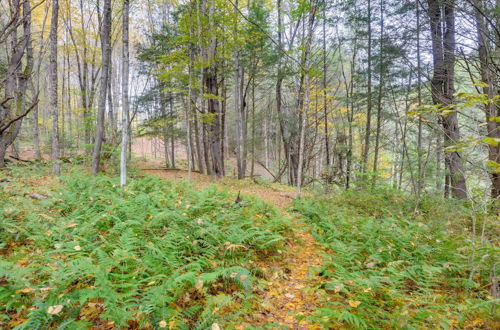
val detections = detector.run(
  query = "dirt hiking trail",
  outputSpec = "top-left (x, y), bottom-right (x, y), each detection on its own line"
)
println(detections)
top-left (141, 165), bottom-right (326, 329)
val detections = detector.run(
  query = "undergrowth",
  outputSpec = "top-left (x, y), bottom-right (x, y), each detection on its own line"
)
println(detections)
top-left (294, 188), bottom-right (499, 329)
top-left (0, 165), bottom-right (290, 329)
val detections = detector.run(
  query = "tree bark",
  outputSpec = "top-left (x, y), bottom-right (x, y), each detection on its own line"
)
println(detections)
top-left (120, 0), bottom-right (130, 186)
top-left (91, 0), bottom-right (112, 175)
top-left (49, 0), bottom-right (61, 175)
top-left (474, 0), bottom-right (500, 201)
top-left (361, 0), bottom-right (373, 173)
top-left (371, 0), bottom-right (385, 187)
top-left (427, 0), bottom-right (467, 198)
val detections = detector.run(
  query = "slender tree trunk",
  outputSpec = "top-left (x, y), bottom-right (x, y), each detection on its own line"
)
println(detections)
top-left (251, 78), bottom-right (256, 178)
top-left (170, 95), bottom-right (175, 168)
top-left (234, 0), bottom-right (245, 179)
top-left (474, 0), bottom-right (500, 201)
top-left (186, 62), bottom-right (193, 181)
top-left (61, 43), bottom-right (66, 155)
top-left (297, 74), bottom-right (309, 197)
top-left (322, 6), bottom-right (331, 181)
top-left (362, 0), bottom-right (373, 172)
top-left (107, 61), bottom-right (115, 144)
top-left (372, 0), bottom-right (385, 187)
top-left (416, 0), bottom-right (424, 196)
top-left (91, 0), bottom-right (112, 175)
top-left (436, 132), bottom-right (443, 191)
top-left (49, 0), bottom-right (60, 175)
top-left (120, 0), bottom-right (130, 186)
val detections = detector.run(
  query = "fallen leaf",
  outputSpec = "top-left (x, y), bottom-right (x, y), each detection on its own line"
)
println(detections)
top-left (74, 245), bottom-right (82, 251)
top-left (16, 288), bottom-right (34, 294)
top-left (47, 304), bottom-right (64, 315)
top-left (159, 320), bottom-right (167, 328)
top-left (66, 223), bottom-right (78, 228)
top-left (334, 284), bottom-right (344, 293)
top-left (211, 323), bottom-right (220, 330)
top-left (195, 279), bottom-right (204, 290)
top-left (348, 300), bottom-right (362, 308)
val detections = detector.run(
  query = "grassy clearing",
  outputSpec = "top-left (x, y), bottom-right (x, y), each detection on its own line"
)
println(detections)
top-left (0, 164), bottom-right (290, 329)
top-left (294, 188), bottom-right (499, 329)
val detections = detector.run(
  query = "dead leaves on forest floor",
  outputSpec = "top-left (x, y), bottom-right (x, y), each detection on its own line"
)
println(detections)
top-left (241, 223), bottom-right (326, 329)
top-left (142, 165), bottom-right (326, 329)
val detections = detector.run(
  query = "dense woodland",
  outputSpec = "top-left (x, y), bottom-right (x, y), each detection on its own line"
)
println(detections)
top-left (0, 0), bottom-right (499, 328)
top-left (1, 0), bottom-right (500, 201)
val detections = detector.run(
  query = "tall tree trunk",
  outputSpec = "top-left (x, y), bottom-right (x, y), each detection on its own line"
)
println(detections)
top-left (427, 0), bottom-right (467, 198)
top-left (296, 2), bottom-right (317, 195)
top-left (275, 0), bottom-right (292, 184)
top-left (204, 68), bottom-right (224, 176)
top-left (120, 0), bottom-right (130, 186)
top-left (322, 11), bottom-right (330, 177)
top-left (416, 0), bottom-right (424, 196)
top-left (201, 0), bottom-right (224, 176)
top-left (50, 0), bottom-right (60, 175)
top-left (361, 0), bottom-right (373, 172)
top-left (474, 0), bottom-right (500, 201)
top-left (371, 0), bottom-right (385, 187)
top-left (0, 0), bottom-right (22, 166)
top-left (234, 0), bottom-right (245, 179)
top-left (186, 64), bottom-right (193, 180)
top-left (250, 78), bottom-right (256, 178)
top-left (92, 0), bottom-right (112, 175)
top-left (170, 95), bottom-right (175, 168)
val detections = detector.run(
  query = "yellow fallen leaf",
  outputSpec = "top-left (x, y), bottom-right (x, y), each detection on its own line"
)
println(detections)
top-left (211, 323), bottom-right (220, 330)
top-left (348, 300), bottom-right (362, 308)
top-left (159, 320), bottom-right (167, 328)
top-left (17, 288), bottom-right (34, 294)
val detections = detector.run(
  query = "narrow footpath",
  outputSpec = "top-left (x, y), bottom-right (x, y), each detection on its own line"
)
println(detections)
top-left (143, 166), bottom-right (326, 329)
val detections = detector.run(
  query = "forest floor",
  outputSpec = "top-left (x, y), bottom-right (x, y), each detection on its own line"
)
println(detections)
top-left (2, 142), bottom-right (496, 328)
top-left (141, 164), bottom-right (327, 329)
